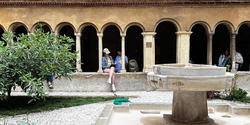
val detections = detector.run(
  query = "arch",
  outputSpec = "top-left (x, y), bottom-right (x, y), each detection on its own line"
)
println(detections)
top-left (31, 21), bottom-right (52, 33)
top-left (124, 22), bottom-right (145, 33)
top-left (81, 25), bottom-right (99, 72)
top-left (8, 22), bottom-right (29, 32)
top-left (0, 25), bottom-right (6, 45)
top-left (213, 20), bottom-right (235, 33)
top-left (102, 24), bottom-right (121, 58)
top-left (0, 24), bottom-right (6, 32)
top-left (212, 23), bottom-right (231, 66)
top-left (236, 23), bottom-right (250, 71)
top-left (78, 22), bottom-right (99, 33)
top-left (57, 22), bottom-right (76, 53)
top-left (154, 18), bottom-right (181, 31)
top-left (190, 24), bottom-right (208, 64)
top-left (125, 25), bottom-right (144, 72)
top-left (101, 22), bottom-right (122, 33)
top-left (155, 21), bottom-right (177, 64)
top-left (236, 21), bottom-right (250, 34)
top-left (55, 22), bottom-right (76, 35)
top-left (189, 21), bottom-right (212, 33)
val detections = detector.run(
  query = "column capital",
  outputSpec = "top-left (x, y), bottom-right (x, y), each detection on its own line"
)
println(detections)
top-left (208, 32), bottom-right (214, 36)
top-left (175, 31), bottom-right (192, 35)
top-left (74, 32), bottom-right (81, 37)
top-left (231, 32), bottom-right (238, 35)
top-left (97, 33), bottom-right (103, 37)
top-left (141, 32), bottom-right (156, 36)
top-left (120, 33), bottom-right (126, 37)
top-left (231, 32), bottom-right (237, 38)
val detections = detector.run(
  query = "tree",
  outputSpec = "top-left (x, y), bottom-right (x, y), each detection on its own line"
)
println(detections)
top-left (0, 26), bottom-right (77, 101)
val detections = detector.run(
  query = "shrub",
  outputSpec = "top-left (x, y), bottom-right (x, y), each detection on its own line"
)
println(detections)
top-left (223, 73), bottom-right (248, 101)
top-left (0, 26), bottom-right (77, 102)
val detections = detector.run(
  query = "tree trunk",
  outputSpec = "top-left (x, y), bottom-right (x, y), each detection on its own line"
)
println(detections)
top-left (7, 86), bottom-right (12, 99)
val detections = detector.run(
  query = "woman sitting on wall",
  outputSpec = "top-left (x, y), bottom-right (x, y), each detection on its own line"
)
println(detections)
top-left (102, 48), bottom-right (116, 92)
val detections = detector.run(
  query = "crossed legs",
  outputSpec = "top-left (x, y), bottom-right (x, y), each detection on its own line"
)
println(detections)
top-left (104, 67), bottom-right (116, 91)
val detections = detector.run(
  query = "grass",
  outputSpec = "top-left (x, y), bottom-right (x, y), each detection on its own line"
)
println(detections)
top-left (221, 96), bottom-right (250, 103)
top-left (0, 96), bottom-right (115, 118)
top-left (233, 96), bottom-right (250, 103)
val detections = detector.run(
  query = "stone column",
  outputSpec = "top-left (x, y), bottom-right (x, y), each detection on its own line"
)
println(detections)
top-left (230, 33), bottom-right (237, 72)
top-left (141, 32), bottom-right (156, 72)
top-left (176, 31), bottom-right (192, 64)
top-left (207, 33), bottom-right (213, 65)
top-left (120, 33), bottom-right (126, 73)
top-left (97, 33), bottom-right (103, 73)
top-left (54, 31), bottom-right (58, 37)
top-left (75, 32), bottom-right (82, 72)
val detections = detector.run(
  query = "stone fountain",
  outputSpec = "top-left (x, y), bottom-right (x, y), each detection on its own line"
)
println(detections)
top-left (147, 64), bottom-right (234, 124)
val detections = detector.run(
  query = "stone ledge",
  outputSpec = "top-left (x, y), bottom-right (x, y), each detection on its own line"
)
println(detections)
top-left (98, 102), bottom-right (250, 125)
top-left (13, 72), bottom-right (153, 92)
top-left (48, 72), bottom-right (151, 92)
top-left (113, 103), bottom-right (130, 112)
top-left (94, 105), bottom-right (113, 125)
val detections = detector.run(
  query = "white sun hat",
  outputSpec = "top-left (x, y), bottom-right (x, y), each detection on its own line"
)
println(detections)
top-left (103, 48), bottom-right (111, 54)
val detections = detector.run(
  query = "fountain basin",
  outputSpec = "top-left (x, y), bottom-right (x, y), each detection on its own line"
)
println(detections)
top-left (148, 72), bottom-right (233, 91)
top-left (147, 64), bottom-right (234, 124)
top-left (148, 64), bottom-right (233, 91)
top-left (153, 64), bottom-right (226, 76)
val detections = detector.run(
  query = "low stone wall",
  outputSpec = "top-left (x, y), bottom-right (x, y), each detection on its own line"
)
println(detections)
top-left (44, 72), bottom-right (153, 92)
top-left (14, 71), bottom-right (250, 93)
top-left (236, 72), bottom-right (250, 93)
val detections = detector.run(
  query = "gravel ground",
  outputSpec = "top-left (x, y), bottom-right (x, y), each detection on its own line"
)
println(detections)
top-left (1, 101), bottom-right (112, 125)
top-left (2, 91), bottom-right (250, 125)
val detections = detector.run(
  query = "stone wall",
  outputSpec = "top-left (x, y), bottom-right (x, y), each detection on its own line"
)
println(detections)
top-left (43, 72), bottom-right (153, 92)
top-left (12, 72), bottom-right (250, 92)
top-left (0, 5), bottom-right (250, 33)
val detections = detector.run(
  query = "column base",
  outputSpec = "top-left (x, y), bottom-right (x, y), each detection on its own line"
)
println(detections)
top-left (120, 69), bottom-right (126, 73)
top-left (163, 115), bottom-right (214, 125)
top-left (143, 68), bottom-right (153, 73)
top-left (76, 68), bottom-right (82, 72)
top-left (230, 68), bottom-right (236, 73)
top-left (97, 69), bottom-right (103, 73)
top-left (171, 91), bottom-right (209, 123)
top-left (76, 70), bottom-right (82, 72)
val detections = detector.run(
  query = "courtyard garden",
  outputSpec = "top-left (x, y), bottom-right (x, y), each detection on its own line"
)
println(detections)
top-left (0, 25), bottom-right (249, 125)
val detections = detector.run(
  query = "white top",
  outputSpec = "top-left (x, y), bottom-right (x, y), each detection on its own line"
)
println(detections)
top-left (235, 52), bottom-right (243, 71)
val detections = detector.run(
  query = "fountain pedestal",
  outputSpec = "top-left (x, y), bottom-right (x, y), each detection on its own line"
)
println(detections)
top-left (147, 64), bottom-right (234, 124)
top-left (172, 91), bottom-right (208, 123)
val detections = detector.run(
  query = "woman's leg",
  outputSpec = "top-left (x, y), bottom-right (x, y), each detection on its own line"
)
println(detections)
top-left (104, 69), bottom-right (112, 84)
top-left (110, 67), bottom-right (115, 84)
top-left (104, 68), bottom-right (116, 92)
top-left (110, 67), bottom-right (116, 92)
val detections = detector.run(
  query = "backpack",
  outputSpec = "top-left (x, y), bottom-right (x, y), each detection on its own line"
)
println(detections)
top-left (128, 59), bottom-right (139, 72)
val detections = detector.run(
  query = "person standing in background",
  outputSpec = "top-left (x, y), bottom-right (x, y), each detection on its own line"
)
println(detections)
top-left (235, 51), bottom-right (243, 71)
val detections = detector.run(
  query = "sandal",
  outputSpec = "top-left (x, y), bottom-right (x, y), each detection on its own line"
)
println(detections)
top-left (48, 82), bottom-right (53, 89)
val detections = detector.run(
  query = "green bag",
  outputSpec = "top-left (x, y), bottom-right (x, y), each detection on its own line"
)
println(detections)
top-left (113, 98), bottom-right (130, 105)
